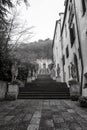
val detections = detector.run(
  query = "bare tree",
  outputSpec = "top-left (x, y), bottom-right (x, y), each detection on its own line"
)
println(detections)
top-left (6, 1), bottom-right (33, 50)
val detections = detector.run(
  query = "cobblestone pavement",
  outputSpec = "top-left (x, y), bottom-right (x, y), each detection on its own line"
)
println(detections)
top-left (0, 99), bottom-right (87, 130)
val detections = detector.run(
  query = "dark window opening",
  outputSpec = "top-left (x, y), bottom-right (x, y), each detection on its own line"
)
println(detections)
top-left (81, 0), bottom-right (86, 16)
top-left (65, 24), bottom-right (67, 37)
top-left (68, 3), bottom-right (74, 25)
top-left (69, 23), bottom-right (75, 47)
top-left (69, 5), bottom-right (70, 11)
top-left (68, 65), bottom-right (71, 78)
top-left (78, 48), bottom-right (81, 59)
top-left (74, 54), bottom-right (79, 82)
top-left (66, 46), bottom-right (69, 58)
top-left (63, 55), bottom-right (65, 66)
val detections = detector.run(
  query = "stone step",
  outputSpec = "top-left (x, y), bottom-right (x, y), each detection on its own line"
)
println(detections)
top-left (19, 87), bottom-right (69, 93)
top-left (18, 89), bottom-right (70, 99)
top-left (18, 93), bottom-right (70, 99)
top-left (19, 91), bottom-right (70, 94)
top-left (18, 74), bottom-right (70, 99)
top-left (18, 96), bottom-right (70, 99)
top-left (25, 82), bottom-right (68, 87)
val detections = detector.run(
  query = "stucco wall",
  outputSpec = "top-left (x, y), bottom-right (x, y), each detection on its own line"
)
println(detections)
top-left (62, 0), bottom-right (71, 83)
top-left (75, 0), bottom-right (87, 71)
top-left (61, 0), bottom-right (82, 86)
top-left (75, 0), bottom-right (87, 96)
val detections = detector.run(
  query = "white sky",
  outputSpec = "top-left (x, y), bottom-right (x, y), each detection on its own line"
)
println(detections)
top-left (17, 0), bottom-right (65, 42)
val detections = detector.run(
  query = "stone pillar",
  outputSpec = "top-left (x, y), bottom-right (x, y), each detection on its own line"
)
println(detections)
top-left (51, 67), bottom-right (56, 80)
top-left (56, 64), bottom-right (61, 82)
top-left (27, 70), bottom-right (32, 83)
top-left (11, 62), bottom-right (18, 82)
top-left (35, 71), bottom-right (38, 79)
top-left (6, 83), bottom-right (19, 100)
top-left (32, 70), bottom-right (36, 81)
top-left (56, 76), bottom-right (61, 82)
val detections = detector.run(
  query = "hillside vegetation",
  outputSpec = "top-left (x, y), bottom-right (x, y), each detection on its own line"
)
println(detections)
top-left (12, 39), bottom-right (52, 63)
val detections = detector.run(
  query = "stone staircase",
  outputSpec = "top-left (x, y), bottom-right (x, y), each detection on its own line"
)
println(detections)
top-left (18, 74), bottom-right (70, 99)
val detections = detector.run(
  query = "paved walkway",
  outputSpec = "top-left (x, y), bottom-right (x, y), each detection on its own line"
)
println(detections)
top-left (0, 100), bottom-right (87, 130)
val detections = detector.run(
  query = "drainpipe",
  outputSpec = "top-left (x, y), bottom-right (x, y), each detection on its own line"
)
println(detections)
top-left (73, 0), bottom-right (84, 95)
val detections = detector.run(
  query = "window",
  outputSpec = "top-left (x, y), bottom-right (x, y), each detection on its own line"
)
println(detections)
top-left (69, 23), bottom-right (75, 47)
top-left (78, 48), bottom-right (81, 59)
top-left (69, 5), bottom-right (70, 11)
top-left (81, 0), bottom-right (86, 16)
top-left (66, 46), bottom-right (69, 58)
top-left (63, 55), bottom-right (65, 66)
top-left (68, 3), bottom-right (74, 26)
top-left (68, 65), bottom-right (71, 78)
top-left (65, 24), bottom-right (67, 37)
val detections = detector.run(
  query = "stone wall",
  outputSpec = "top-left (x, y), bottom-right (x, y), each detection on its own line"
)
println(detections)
top-left (0, 81), bottom-right (7, 100)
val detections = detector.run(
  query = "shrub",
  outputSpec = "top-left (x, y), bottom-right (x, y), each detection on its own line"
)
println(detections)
top-left (17, 66), bottom-right (28, 81)
top-left (79, 96), bottom-right (87, 107)
top-left (10, 80), bottom-right (24, 87)
top-left (0, 58), bottom-right (12, 82)
top-left (70, 95), bottom-right (79, 101)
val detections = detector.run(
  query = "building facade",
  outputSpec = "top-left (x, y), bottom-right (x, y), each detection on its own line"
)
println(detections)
top-left (74, 0), bottom-right (87, 96)
top-left (53, 14), bottom-right (64, 81)
top-left (53, 0), bottom-right (87, 96)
